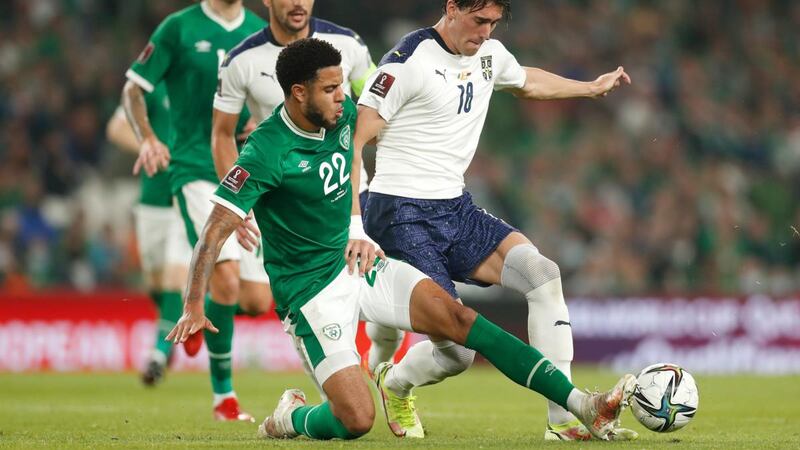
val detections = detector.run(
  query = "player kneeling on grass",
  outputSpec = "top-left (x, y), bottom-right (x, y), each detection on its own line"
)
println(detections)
top-left (167, 38), bottom-right (635, 441)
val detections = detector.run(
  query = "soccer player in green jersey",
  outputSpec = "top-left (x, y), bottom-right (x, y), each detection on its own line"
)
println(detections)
top-left (107, 83), bottom-right (191, 387)
top-left (167, 38), bottom-right (636, 442)
top-left (121, 0), bottom-right (270, 421)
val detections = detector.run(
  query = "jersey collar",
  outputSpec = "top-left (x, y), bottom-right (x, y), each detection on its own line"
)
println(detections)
top-left (280, 107), bottom-right (326, 141)
top-left (427, 27), bottom-right (456, 55)
top-left (201, 1), bottom-right (245, 32)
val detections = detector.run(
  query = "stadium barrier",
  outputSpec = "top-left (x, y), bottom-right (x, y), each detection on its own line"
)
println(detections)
top-left (2, 293), bottom-right (799, 374)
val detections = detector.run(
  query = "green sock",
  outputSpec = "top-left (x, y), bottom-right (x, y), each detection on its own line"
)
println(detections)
top-left (154, 291), bottom-right (182, 358)
top-left (205, 296), bottom-right (236, 394)
top-left (291, 402), bottom-right (360, 440)
top-left (465, 314), bottom-right (574, 409)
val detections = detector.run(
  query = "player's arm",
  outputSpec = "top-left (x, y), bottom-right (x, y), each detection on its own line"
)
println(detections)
top-left (211, 108), bottom-right (261, 251)
top-left (166, 204), bottom-right (242, 343)
top-left (507, 66), bottom-right (631, 100)
top-left (345, 105), bottom-right (386, 276)
top-left (105, 107), bottom-right (139, 153)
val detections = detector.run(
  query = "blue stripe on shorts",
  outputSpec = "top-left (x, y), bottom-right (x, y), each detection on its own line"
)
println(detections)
top-left (364, 191), bottom-right (516, 298)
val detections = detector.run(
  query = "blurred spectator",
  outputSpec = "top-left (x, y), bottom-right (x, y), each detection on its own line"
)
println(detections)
top-left (0, 0), bottom-right (797, 295)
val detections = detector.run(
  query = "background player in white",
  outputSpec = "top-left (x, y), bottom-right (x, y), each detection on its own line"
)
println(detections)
top-left (212, 0), bottom-right (404, 371)
top-left (350, 0), bottom-right (634, 441)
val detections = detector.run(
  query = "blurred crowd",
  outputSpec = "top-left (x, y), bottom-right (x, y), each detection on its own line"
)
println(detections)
top-left (0, 0), bottom-right (798, 296)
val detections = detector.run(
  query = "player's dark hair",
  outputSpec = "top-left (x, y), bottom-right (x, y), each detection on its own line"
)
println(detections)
top-left (442, 0), bottom-right (511, 17)
top-left (276, 38), bottom-right (342, 96)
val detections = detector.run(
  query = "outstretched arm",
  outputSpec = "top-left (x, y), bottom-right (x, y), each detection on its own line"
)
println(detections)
top-left (105, 107), bottom-right (140, 154)
top-left (507, 66), bottom-right (631, 100)
top-left (166, 204), bottom-right (243, 343)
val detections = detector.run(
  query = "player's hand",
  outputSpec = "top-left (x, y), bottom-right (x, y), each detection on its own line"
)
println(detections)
top-left (166, 309), bottom-right (219, 344)
top-left (345, 238), bottom-right (386, 276)
top-left (236, 117), bottom-right (258, 143)
top-left (591, 66), bottom-right (631, 98)
top-left (133, 135), bottom-right (171, 177)
top-left (236, 213), bottom-right (261, 252)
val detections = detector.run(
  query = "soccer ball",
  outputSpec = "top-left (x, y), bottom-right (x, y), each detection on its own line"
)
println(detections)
top-left (630, 363), bottom-right (699, 432)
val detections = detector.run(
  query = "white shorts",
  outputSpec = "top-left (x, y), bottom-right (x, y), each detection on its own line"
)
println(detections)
top-left (283, 258), bottom-right (428, 385)
top-left (134, 204), bottom-right (192, 272)
top-left (176, 180), bottom-right (269, 283)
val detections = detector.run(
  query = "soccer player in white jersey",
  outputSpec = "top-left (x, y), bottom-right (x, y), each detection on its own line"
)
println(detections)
top-left (350, 0), bottom-right (636, 441)
top-left (213, 0), bottom-right (375, 204)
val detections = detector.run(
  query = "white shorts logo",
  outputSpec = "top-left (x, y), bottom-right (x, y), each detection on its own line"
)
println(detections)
top-left (322, 323), bottom-right (342, 341)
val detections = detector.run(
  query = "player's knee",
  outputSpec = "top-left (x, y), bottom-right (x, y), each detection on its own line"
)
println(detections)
top-left (366, 322), bottom-right (403, 343)
top-left (238, 284), bottom-right (273, 315)
top-left (501, 244), bottom-right (562, 296)
top-left (334, 402), bottom-right (374, 437)
top-left (210, 267), bottom-right (240, 303)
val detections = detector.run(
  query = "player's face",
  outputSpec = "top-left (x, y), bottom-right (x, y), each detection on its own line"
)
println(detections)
top-left (266, 0), bottom-right (314, 33)
top-left (303, 66), bottom-right (345, 130)
top-left (450, 2), bottom-right (504, 56)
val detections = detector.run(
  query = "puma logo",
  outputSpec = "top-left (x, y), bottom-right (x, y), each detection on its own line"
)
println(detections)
top-left (435, 69), bottom-right (446, 82)
top-left (260, 71), bottom-right (276, 81)
top-left (554, 320), bottom-right (571, 327)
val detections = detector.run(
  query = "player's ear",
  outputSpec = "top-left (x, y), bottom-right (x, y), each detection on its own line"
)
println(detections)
top-left (290, 83), bottom-right (306, 103)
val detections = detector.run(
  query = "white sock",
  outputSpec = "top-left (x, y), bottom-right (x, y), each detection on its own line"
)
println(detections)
top-left (213, 391), bottom-right (236, 407)
top-left (385, 338), bottom-right (474, 398)
top-left (501, 244), bottom-right (576, 425)
top-left (365, 322), bottom-right (404, 372)
top-left (565, 388), bottom-right (587, 417)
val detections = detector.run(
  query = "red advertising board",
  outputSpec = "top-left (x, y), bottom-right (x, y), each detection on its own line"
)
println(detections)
top-left (0, 291), bottom-right (417, 373)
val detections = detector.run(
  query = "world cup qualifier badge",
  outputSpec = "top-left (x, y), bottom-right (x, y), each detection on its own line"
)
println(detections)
top-left (481, 55), bottom-right (493, 81)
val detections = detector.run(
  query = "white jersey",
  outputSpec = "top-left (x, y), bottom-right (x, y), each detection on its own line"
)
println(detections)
top-left (358, 28), bottom-right (526, 199)
top-left (214, 17), bottom-right (375, 193)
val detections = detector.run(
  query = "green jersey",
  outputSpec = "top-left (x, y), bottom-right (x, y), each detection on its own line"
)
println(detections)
top-left (140, 82), bottom-right (173, 207)
top-left (126, 2), bottom-right (265, 192)
top-left (213, 98), bottom-right (357, 319)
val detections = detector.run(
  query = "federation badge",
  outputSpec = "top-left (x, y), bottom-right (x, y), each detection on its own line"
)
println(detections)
top-left (322, 323), bottom-right (342, 341)
top-left (481, 55), bottom-right (493, 81)
top-left (339, 124), bottom-right (351, 150)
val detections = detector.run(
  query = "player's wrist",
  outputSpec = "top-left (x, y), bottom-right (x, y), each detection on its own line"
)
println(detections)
top-left (349, 215), bottom-right (366, 240)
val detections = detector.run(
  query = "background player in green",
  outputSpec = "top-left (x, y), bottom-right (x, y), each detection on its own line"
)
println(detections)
top-left (121, 0), bottom-right (270, 421)
top-left (106, 82), bottom-right (191, 387)
top-left (167, 38), bottom-right (636, 442)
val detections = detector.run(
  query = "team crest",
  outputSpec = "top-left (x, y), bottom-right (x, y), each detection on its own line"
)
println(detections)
top-left (339, 124), bottom-right (351, 150)
top-left (322, 323), bottom-right (342, 341)
top-left (481, 55), bottom-right (493, 81)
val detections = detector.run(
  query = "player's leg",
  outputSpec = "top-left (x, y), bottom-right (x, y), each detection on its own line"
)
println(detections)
top-left (358, 258), bottom-right (634, 440)
top-left (135, 204), bottom-right (183, 385)
top-left (259, 270), bottom-right (373, 440)
top-left (359, 191), bottom-right (405, 372)
top-left (176, 181), bottom-right (251, 420)
top-left (363, 193), bottom-right (475, 391)
top-left (236, 227), bottom-right (274, 316)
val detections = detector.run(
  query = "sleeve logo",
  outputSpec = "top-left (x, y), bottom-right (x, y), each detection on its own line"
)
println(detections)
top-left (137, 42), bottom-right (155, 64)
top-left (368, 72), bottom-right (396, 98)
top-left (222, 165), bottom-right (250, 193)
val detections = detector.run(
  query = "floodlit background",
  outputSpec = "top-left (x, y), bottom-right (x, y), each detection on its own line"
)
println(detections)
top-left (1, 1), bottom-right (799, 375)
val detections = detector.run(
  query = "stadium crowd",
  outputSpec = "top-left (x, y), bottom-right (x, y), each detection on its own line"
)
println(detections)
top-left (0, 0), bottom-right (798, 296)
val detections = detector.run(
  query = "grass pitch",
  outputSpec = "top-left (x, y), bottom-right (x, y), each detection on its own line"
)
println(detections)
top-left (1, 366), bottom-right (798, 449)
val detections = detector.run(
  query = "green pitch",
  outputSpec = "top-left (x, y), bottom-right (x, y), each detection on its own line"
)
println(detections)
top-left (1, 366), bottom-right (798, 449)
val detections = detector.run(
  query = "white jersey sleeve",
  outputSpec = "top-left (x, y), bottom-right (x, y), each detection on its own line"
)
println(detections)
top-left (492, 41), bottom-right (527, 90)
top-left (213, 51), bottom-right (248, 115)
top-left (358, 62), bottom-right (423, 123)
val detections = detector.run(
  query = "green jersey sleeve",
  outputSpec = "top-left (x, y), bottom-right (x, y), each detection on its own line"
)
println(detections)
top-left (126, 16), bottom-right (178, 93)
top-left (212, 136), bottom-right (284, 218)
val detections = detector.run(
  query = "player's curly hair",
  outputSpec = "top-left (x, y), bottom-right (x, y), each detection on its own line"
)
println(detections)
top-left (276, 38), bottom-right (342, 96)
top-left (442, 0), bottom-right (511, 16)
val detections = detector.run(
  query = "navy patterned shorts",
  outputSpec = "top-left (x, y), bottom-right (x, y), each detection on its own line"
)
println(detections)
top-left (364, 191), bottom-right (516, 298)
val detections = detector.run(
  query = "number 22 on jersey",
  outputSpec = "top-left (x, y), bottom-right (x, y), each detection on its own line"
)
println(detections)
top-left (319, 152), bottom-right (350, 195)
